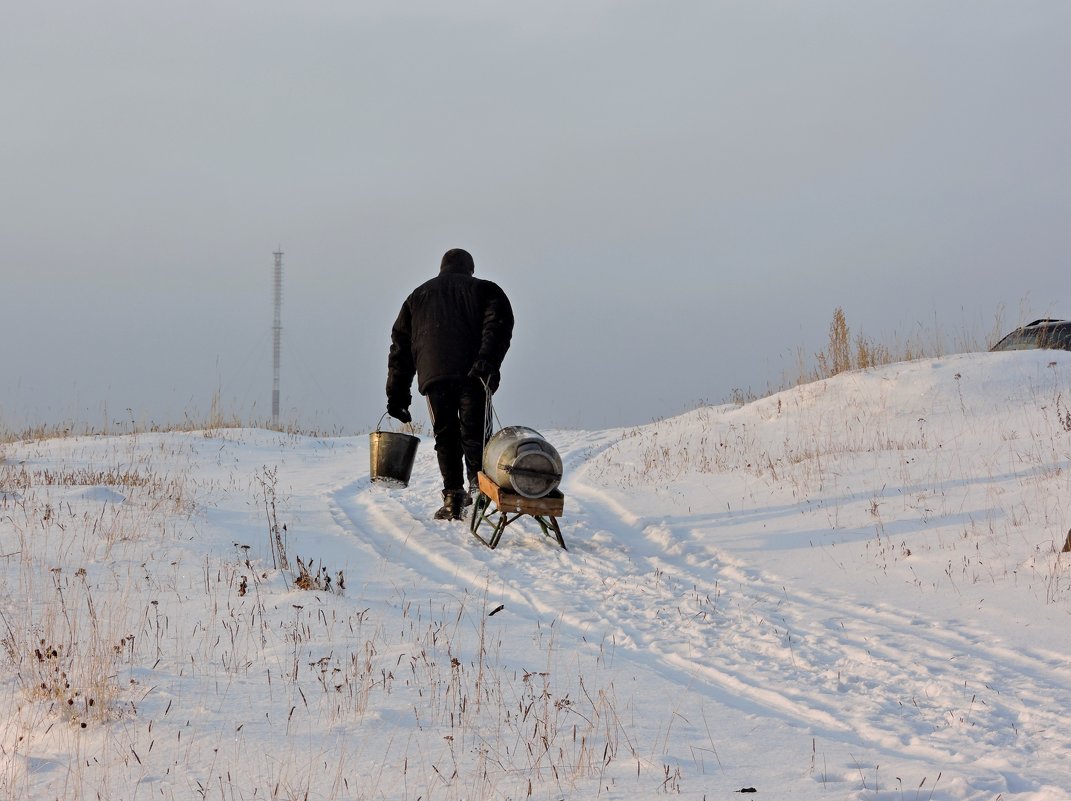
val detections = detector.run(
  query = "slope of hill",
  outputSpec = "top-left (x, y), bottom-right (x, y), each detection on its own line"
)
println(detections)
top-left (2, 350), bottom-right (1070, 800)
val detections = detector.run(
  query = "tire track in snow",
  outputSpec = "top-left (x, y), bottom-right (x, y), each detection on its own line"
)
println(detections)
top-left (565, 458), bottom-right (1071, 782)
top-left (325, 432), bottom-right (870, 739)
top-left (326, 476), bottom-right (494, 593)
top-left (336, 428), bottom-right (863, 737)
top-left (327, 427), bottom-right (1069, 790)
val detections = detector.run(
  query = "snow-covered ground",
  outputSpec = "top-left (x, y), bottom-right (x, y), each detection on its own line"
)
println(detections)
top-left (2, 350), bottom-right (1071, 800)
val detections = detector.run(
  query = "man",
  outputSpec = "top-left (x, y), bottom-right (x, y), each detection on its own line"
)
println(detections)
top-left (385, 248), bottom-right (514, 520)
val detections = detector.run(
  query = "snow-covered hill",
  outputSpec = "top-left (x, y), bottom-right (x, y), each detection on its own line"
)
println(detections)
top-left (2, 350), bottom-right (1070, 800)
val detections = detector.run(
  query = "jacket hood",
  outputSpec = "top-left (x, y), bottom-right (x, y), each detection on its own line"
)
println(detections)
top-left (440, 248), bottom-right (475, 275)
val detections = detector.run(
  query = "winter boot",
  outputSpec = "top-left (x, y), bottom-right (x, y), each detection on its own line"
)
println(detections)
top-left (433, 490), bottom-right (466, 521)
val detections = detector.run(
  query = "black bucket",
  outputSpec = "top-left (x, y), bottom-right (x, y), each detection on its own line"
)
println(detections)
top-left (369, 417), bottom-right (419, 487)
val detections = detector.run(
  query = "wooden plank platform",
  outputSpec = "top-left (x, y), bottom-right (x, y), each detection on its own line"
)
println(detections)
top-left (471, 471), bottom-right (566, 550)
top-left (477, 471), bottom-right (564, 516)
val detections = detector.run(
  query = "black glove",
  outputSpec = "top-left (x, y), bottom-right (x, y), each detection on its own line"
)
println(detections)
top-left (387, 404), bottom-right (411, 424)
top-left (469, 360), bottom-right (500, 393)
top-left (468, 359), bottom-right (493, 380)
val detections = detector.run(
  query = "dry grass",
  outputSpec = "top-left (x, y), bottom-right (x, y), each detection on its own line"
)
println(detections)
top-left (808, 307), bottom-right (990, 384)
top-left (0, 437), bottom-right (659, 800)
top-left (729, 306), bottom-right (1003, 404)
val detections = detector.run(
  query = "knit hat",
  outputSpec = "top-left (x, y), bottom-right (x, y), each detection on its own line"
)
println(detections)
top-left (440, 248), bottom-right (475, 275)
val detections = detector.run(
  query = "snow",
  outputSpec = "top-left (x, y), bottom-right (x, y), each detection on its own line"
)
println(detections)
top-left (2, 350), bottom-right (1071, 800)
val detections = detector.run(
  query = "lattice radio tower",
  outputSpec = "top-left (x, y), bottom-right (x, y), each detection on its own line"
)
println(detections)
top-left (271, 249), bottom-right (283, 429)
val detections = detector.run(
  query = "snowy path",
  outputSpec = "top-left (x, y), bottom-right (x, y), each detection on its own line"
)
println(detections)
top-left (321, 420), bottom-right (1071, 799)
top-left (6, 353), bottom-right (1071, 800)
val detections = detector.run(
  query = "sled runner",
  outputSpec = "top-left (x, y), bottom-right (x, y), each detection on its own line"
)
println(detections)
top-left (469, 471), bottom-right (566, 550)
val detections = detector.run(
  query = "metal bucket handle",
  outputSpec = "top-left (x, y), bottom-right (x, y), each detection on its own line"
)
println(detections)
top-left (376, 411), bottom-right (415, 435)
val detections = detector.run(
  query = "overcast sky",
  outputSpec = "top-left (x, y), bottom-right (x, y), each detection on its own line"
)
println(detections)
top-left (3, 1), bottom-right (1069, 434)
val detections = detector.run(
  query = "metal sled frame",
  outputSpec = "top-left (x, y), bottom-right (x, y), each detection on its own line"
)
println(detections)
top-left (470, 471), bottom-right (566, 550)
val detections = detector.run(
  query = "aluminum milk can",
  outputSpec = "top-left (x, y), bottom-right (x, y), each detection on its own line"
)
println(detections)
top-left (482, 426), bottom-right (563, 499)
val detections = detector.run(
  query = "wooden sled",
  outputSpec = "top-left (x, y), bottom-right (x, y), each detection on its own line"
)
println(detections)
top-left (470, 471), bottom-right (566, 550)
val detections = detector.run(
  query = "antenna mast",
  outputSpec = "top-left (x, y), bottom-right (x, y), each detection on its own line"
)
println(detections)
top-left (272, 249), bottom-right (283, 429)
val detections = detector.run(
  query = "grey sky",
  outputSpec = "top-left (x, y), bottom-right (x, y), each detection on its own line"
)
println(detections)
top-left (3, 1), bottom-right (1069, 433)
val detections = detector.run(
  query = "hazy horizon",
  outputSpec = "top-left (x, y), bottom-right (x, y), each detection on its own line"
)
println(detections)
top-left (3, 1), bottom-right (1069, 433)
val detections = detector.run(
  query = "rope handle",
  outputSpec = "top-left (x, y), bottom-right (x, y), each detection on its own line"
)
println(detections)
top-left (479, 376), bottom-right (501, 460)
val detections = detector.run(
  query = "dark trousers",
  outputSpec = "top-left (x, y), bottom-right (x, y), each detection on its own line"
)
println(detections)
top-left (425, 379), bottom-right (492, 492)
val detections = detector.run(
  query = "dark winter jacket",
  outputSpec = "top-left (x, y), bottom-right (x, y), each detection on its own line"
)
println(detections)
top-left (386, 250), bottom-right (514, 410)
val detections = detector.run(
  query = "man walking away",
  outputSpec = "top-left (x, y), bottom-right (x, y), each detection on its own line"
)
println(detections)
top-left (385, 248), bottom-right (514, 520)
